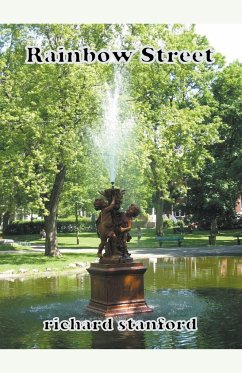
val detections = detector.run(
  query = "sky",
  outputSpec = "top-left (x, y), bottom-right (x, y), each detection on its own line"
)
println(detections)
top-left (195, 24), bottom-right (242, 63)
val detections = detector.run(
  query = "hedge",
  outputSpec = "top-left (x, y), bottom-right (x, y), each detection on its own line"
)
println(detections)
top-left (4, 217), bottom-right (96, 235)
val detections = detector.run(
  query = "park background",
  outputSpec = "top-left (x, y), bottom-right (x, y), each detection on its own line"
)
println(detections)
top-left (0, 0), bottom-right (242, 370)
top-left (0, 23), bottom-right (241, 257)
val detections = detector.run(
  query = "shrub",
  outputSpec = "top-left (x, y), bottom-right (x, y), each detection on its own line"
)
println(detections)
top-left (4, 217), bottom-right (96, 235)
top-left (4, 220), bottom-right (45, 235)
top-left (163, 218), bottom-right (175, 228)
top-left (177, 220), bottom-right (185, 228)
top-left (56, 217), bottom-right (96, 233)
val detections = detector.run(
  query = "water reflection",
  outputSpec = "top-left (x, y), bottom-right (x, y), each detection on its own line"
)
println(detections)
top-left (91, 328), bottom-right (145, 349)
top-left (1, 256), bottom-right (242, 348)
top-left (145, 256), bottom-right (242, 290)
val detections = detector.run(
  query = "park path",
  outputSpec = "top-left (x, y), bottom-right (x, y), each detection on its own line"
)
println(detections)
top-left (2, 244), bottom-right (242, 258)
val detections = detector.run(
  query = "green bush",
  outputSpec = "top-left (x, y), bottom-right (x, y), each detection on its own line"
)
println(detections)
top-left (4, 217), bottom-right (96, 235)
top-left (177, 220), bottom-right (185, 228)
top-left (4, 220), bottom-right (45, 235)
top-left (163, 218), bottom-right (175, 228)
top-left (56, 217), bottom-right (96, 233)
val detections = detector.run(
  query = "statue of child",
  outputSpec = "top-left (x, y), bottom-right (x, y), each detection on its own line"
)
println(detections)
top-left (94, 196), bottom-right (120, 257)
top-left (117, 204), bottom-right (140, 256)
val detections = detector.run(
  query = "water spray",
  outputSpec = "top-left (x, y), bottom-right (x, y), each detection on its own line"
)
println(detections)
top-left (92, 68), bottom-right (135, 185)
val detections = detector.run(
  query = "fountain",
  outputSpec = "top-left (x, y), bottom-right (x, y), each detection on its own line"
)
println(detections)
top-left (2, 256), bottom-right (242, 348)
top-left (92, 68), bottom-right (135, 184)
top-left (87, 67), bottom-right (152, 316)
top-left (87, 183), bottom-right (152, 316)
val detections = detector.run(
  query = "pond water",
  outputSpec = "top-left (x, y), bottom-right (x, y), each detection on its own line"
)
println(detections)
top-left (1, 256), bottom-right (242, 349)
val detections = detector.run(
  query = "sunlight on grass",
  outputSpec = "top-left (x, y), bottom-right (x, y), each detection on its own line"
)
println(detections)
top-left (0, 253), bottom-right (96, 273)
top-left (4, 227), bottom-right (242, 250)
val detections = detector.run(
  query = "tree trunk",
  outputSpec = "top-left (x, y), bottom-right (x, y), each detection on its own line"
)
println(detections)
top-left (45, 164), bottom-right (66, 256)
top-left (155, 190), bottom-right (164, 236)
top-left (75, 201), bottom-right (80, 245)
top-left (210, 217), bottom-right (218, 236)
top-left (2, 211), bottom-right (10, 235)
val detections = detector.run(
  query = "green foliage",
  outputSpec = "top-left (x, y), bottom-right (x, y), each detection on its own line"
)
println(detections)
top-left (163, 218), bottom-right (175, 228)
top-left (56, 217), bottom-right (96, 233)
top-left (212, 62), bottom-right (242, 184)
top-left (186, 62), bottom-right (242, 230)
top-left (122, 24), bottom-right (224, 233)
top-left (0, 24), bottom-right (113, 218)
top-left (0, 24), bottom-right (240, 244)
top-left (4, 217), bottom-right (96, 235)
top-left (4, 221), bottom-right (44, 235)
top-left (186, 165), bottom-right (240, 229)
top-left (176, 220), bottom-right (185, 228)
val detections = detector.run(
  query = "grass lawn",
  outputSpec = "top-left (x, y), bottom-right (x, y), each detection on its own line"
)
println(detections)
top-left (0, 251), bottom-right (96, 275)
top-left (4, 232), bottom-right (100, 248)
top-left (127, 228), bottom-right (242, 249)
top-left (0, 244), bottom-right (28, 252)
top-left (3, 227), bottom-right (242, 249)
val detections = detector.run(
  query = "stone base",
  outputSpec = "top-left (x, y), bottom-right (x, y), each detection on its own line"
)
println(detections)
top-left (86, 262), bottom-right (152, 317)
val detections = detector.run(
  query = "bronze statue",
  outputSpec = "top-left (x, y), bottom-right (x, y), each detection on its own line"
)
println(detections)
top-left (94, 185), bottom-right (140, 262)
top-left (116, 204), bottom-right (140, 257)
top-left (94, 196), bottom-right (121, 258)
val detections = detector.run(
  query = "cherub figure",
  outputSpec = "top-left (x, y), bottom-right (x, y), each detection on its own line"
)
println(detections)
top-left (117, 204), bottom-right (140, 256)
top-left (94, 196), bottom-right (120, 257)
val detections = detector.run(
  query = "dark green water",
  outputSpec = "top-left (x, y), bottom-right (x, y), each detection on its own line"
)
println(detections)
top-left (1, 256), bottom-right (242, 349)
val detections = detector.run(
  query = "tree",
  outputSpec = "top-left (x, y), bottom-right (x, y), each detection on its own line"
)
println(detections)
top-left (212, 62), bottom-right (242, 184)
top-left (186, 163), bottom-right (240, 234)
top-left (125, 24), bottom-right (223, 234)
top-left (0, 25), bottom-right (37, 230)
top-left (186, 62), bottom-right (242, 233)
top-left (0, 24), bottom-right (113, 255)
top-left (58, 147), bottom-right (109, 217)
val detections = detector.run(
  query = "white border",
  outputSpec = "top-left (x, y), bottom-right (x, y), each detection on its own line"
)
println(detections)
top-left (0, 0), bottom-right (242, 23)
top-left (0, 349), bottom-right (241, 373)
top-left (0, 1), bottom-right (241, 372)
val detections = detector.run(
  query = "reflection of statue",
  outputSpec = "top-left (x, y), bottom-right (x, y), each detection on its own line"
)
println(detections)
top-left (94, 187), bottom-right (140, 262)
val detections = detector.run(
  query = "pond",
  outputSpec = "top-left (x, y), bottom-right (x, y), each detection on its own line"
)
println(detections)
top-left (1, 256), bottom-right (242, 349)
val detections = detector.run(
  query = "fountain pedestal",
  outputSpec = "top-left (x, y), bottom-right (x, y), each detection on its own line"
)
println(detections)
top-left (87, 262), bottom-right (152, 317)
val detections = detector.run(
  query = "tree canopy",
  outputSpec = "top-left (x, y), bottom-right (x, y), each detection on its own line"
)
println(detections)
top-left (0, 23), bottom-right (241, 251)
